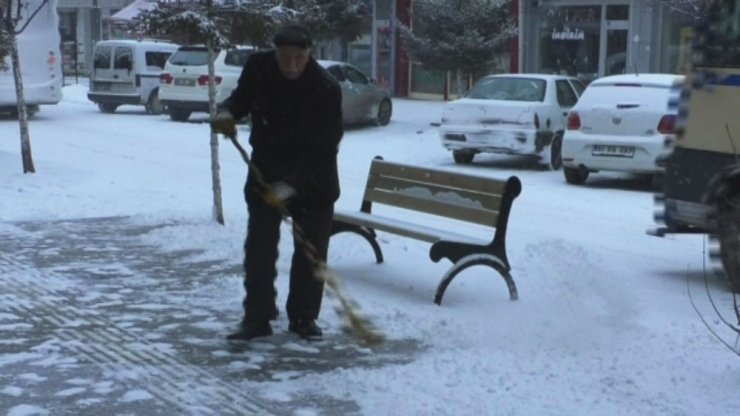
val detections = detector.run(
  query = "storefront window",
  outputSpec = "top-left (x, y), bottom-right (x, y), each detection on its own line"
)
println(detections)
top-left (539, 5), bottom-right (601, 82)
top-left (659, 12), bottom-right (694, 74)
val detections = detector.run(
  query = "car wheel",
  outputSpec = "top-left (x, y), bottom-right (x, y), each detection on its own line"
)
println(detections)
top-left (563, 166), bottom-right (588, 184)
top-left (98, 103), bottom-right (118, 114)
top-left (718, 191), bottom-right (740, 293)
top-left (145, 90), bottom-right (165, 115)
top-left (169, 108), bottom-right (191, 122)
top-left (548, 135), bottom-right (563, 171)
top-left (452, 150), bottom-right (474, 164)
top-left (376, 98), bottom-right (392, 126)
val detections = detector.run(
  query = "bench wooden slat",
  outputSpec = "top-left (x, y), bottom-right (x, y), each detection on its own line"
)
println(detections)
top-left (364, 188), bottom-right (500, 227)
top-left (370, 160), bottom-right (508, 194)
top-left (333, 210), bottom-right (488, 245)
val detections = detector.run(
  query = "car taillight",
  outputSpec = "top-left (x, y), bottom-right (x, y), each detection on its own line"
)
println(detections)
top-left (160, 73), bottom-right (173, 84)
top-left (567, 112), bottom-right (581, 130)
top-left (197, 75), bottom-right (222, 86)
top-left (657, 115), bottom-right (676, 134)
top-left (46, 51), bottom-right (56, 67)
top-left (135, 74), bottom-right (141, 87)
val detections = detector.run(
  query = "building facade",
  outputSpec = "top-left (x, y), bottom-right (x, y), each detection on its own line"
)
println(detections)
top-left (55, 0), bottom-right (696, 98)
top-left (517, 0), bottom-right (695, 84)
top-left (58, 0), bottom-right (131, 77)
top-left (395, 0), bottom-right (695, 98)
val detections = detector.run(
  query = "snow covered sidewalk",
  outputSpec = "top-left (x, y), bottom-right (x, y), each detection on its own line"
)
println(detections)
top-left (0, 216), bottom-right (418, 415)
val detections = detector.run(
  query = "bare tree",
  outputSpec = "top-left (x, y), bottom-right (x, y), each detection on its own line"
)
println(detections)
top-left (0, 0), bottom-right (51, 174)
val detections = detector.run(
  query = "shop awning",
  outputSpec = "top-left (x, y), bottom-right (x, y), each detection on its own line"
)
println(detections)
top-left (106, 0), bottom-right (158, 23)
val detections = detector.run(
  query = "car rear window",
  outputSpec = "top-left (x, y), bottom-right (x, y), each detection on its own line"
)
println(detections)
top-left (113, 47), bottom-right (133, 70)
top-left (468, 77), bottom-right (546, 102)
top-left (168, 48), bottom-right (209, 66)
top-left (579, 83), bottom-right (672, 107)
top-left (93, 46), bottom-right (112, 69)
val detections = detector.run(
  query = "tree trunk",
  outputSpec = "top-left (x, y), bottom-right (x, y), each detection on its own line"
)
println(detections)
top-left (454, 68), bottom-right (464, 99)
top-left (207, 44), bottom-right (225, 225)
top-left (10, 31), bottom-right (35, 174)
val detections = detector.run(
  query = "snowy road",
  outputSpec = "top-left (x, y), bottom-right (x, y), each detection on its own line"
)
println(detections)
top-left (2, 83), bottom-right (739, 415)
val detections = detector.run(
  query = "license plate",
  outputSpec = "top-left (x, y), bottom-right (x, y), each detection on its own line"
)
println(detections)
top-left (94, 82), bottom-right (111, 91)
top-left (592, 144), bottom-right (635, 158)
top-left (174, 78), bottom-right (195, 87)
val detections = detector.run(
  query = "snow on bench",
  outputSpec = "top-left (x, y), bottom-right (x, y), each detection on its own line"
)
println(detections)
top-left (331, 157), bottom-right (522, 304)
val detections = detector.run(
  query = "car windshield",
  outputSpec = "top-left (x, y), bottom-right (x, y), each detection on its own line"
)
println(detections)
top-left (467, 77), bottom-right (547, 102)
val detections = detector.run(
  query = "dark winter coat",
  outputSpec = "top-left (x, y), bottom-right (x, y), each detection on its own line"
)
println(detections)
top-left (224, 50), bottom-right (343, 206)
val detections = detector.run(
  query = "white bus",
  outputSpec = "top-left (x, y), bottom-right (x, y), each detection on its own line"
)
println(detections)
top-left (0, 0), bottom-right (63, 115)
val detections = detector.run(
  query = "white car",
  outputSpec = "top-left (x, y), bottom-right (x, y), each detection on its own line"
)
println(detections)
top-left (561, 73), bottom-right (685, 185)
top-left (158, 45), bottom-right (256, 121)
top-left (439, 73), bottom-right (585, 169)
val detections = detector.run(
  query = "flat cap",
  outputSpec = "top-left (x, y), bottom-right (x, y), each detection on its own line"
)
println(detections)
top-left (273, 24), bottom-right (313, 49)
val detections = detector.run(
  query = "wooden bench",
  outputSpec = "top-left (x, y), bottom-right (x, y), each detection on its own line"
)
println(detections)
top-left (331, 157), bottom-right (522, 305)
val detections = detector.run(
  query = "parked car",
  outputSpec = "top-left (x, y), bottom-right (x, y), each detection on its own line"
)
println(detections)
top-left (87, 39), bottom-right (179, 115)
top-left (158, 45), bottom-right (256, 121)
top-left (438, 73), bottom-right (585, 169)
top-left (318, 60), bottom-right (392, 126)
top-left (560, 73), bottom-right (684, 185)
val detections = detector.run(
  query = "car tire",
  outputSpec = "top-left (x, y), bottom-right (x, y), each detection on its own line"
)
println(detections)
top-left (564, 166), bottom-right (588, 184)
top-left (452, 150), bottom-right (474, 164)
top-left (548, 135), bottom-right (563, 171)
top-left (145, 90), bottom-right (165, 115)
top-left (169, 108), bottom-right (191, 122)
top-left (376, 98), bottom-right (392, 126)
top-left (718, 191), bottom-right (740, 293)
top-left (98, 103), bottom-right (118, 114)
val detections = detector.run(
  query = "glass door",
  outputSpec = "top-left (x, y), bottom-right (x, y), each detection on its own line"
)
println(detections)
top-left (601, 5), bottom-right (630, 76)
top-left (538, 5), bottom-right (601, 83)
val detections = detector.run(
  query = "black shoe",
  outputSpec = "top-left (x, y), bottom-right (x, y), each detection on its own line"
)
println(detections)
top-left (226, 320), bottom-right (272, 341)
top-left (288, 319), bottom-right (323, 340)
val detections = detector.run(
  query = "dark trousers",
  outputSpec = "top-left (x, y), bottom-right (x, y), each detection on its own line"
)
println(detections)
top-left (242, 185), bottom-right (334, 323)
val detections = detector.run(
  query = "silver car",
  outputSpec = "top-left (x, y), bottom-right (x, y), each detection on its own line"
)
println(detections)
top-left (318, 60), bottom-right (392, 126)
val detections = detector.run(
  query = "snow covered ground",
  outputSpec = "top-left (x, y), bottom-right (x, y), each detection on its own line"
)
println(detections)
top-left (1, 81), bottom-right (739, 415)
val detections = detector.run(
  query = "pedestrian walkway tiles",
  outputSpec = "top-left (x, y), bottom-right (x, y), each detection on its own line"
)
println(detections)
top-left (0, 217), bottom-right (422, 415)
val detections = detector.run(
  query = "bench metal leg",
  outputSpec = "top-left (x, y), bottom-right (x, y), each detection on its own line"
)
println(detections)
top-left (330, 222), bottom-right (384, 263)
top-left (433, 254), bottom-right (518, 305)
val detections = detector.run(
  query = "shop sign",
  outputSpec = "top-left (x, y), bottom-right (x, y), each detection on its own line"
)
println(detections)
top-left (551, 28), bottom-right (585, 41)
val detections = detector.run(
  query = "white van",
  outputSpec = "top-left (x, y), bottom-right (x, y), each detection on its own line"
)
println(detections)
top-left (158, 45), bottom-right (256, 121)
top-left (87, 39), bottom-right (179, 114)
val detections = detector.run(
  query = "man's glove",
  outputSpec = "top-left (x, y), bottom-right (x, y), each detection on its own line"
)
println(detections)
top-left (262, 181), bottom-right (296, 209)
top-left (210, 111), bottom-right (236, 138)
